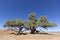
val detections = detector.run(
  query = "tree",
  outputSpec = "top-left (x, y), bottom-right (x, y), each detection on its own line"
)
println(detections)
top-left (3, 13), bottom-right (57, 35)
top-left (15, 19), bottom-right (24, 35)
top-left (4, 19), bottom-right (24, 35)
top-left (28, 13), bottom-right (37, 34)
top-left (20, 14), bottom-right (57, 34)
top-left (38, 16), bottom-right (57, 29)
top-left (4, 20), bottom-right (12, 30)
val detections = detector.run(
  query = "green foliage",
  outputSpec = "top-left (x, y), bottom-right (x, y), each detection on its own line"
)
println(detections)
top-left (48, 23), bottom-right (57, 27)
top-left (28, 13), bottom-right (36, 20)
top-left (24, 20), bottom-right (31, 27)
top-left (28, 13), bottom-right (38, 30)
top-left (4, 20), bottom-right (11, 27)
top-left (3, 13), bottom-right (57, 34)
top-left (15, 19), bottom-right (24, 27)
top-left (38, 16), bottom-right (57, 29)
top-left (4, 19), bottom-right (24, 27)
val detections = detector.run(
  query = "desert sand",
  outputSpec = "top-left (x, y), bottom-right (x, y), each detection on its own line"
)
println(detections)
top-left (0, 30), bottom-right (60, 40)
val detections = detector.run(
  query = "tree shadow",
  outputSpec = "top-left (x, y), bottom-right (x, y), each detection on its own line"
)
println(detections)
top-left (10, 32), bottom-right (27, 35)
top-left (10, 33), bottom-right (17, 35)
top-left (30, 33), bottom-right (54, 35)
top-left (10, 32), bottom-right (54, 35)
top-left (39, 33), bottom-right (54, 35)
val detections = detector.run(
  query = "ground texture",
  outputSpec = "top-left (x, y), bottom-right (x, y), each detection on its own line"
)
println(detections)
top-left (0, 30), bottom-right (60, 40)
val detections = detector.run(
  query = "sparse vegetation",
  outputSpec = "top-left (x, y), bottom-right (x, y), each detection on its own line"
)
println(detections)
top-left (3, 13), bottom-right (57, 35)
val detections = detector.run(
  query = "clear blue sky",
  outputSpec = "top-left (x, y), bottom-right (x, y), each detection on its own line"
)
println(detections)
top-left (0, 0), bottom-right (60, 32)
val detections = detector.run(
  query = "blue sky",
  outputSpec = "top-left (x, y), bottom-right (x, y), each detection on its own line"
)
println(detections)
top-left (0, 0), bottom-right (60, 32)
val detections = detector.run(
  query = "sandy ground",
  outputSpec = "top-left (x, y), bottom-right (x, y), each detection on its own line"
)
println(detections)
top-left (0, 30), bottom-right (60, 40)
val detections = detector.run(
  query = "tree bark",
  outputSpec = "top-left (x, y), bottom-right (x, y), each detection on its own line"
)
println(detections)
top-left (17, 27), bottom-right (22, 35)
top-left (30, 26), bottom-right (36, 34)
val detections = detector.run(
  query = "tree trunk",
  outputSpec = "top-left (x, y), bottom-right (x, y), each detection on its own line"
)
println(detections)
top-left (36, 30), bottom-right (39, 34)
top-left (30, 26), bottom-right (36, 34)
top-left (31, 29), bottom-right (35, 34)
top-left (17, 27), bottom-right (22, 35)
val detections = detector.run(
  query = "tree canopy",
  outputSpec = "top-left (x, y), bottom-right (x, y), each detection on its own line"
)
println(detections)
top-left (3, 13), bottom-right (57, 34)
top-left (38, 16), bottom-right (57, 29)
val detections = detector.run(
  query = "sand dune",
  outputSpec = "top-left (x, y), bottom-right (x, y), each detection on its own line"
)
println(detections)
top-left (0, 30), bottom-right (60, 40)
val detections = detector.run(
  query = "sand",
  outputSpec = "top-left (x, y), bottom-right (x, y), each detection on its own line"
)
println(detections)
top-left (0, 30), bottom-right (60, 40)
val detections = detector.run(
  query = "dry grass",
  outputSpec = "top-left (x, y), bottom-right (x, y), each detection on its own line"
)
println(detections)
top-left (0, 30), bottom-right (60, 40)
